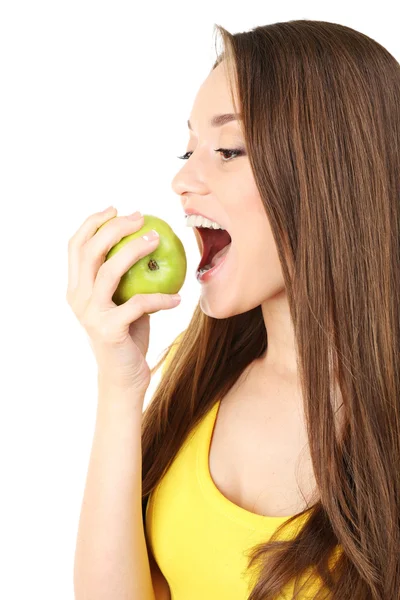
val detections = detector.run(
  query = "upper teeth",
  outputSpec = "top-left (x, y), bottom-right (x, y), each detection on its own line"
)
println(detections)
top-left (185, 214), bottom-right (225, 230)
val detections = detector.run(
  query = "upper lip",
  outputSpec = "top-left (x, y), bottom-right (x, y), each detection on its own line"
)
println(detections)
top-left (183, 208), bottom-right (227, 230)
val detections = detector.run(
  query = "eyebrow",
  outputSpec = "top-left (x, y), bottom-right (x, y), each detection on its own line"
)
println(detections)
top-left (187, 113), bottom-right (242, 131)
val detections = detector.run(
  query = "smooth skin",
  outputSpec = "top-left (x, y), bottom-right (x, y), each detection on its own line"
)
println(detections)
top-left (171, 60), bottom-right (298, 381)
top-left (171, 60), bottom-right (345, 519)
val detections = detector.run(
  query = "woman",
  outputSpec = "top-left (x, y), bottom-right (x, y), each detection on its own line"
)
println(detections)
top-left (71, 20), bottom-right (400, 600)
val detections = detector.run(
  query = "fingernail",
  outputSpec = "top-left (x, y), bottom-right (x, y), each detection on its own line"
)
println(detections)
top-left (127, 210), bottom-right (142, 220)
top-left (142, 229), bottom-right (159, 241)
top-left (102, 205), bottom-right (115, 213)
top-left (171, 294), bottom-right (181, 303)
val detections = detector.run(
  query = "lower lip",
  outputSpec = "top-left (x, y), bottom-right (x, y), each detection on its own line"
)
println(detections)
top-left (196, 244), bottom-right (231, 283)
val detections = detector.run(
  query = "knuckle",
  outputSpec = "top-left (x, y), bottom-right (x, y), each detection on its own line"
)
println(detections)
top-left (82, 241), bottom-right (99, 266)
top-left (81, 242), bottom-right (91, 260)
top-left (95, 320), bottom-right (114, 341)
top-left (66, 291), bottom-right (82, 316)
top-left (96, 260), bottom-right (106, 275)
top-left (81, 306), bottom-right (97, 331)
top-left (108, 215), bottom-right (129, 230)
top-left (131, 293), bottom-right (145, 307)
top-left (96, 261), bottom-right (111, 282)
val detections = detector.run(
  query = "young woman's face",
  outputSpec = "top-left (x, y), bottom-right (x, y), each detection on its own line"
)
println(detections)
top-left (171, 60), bottom-right (286, 319)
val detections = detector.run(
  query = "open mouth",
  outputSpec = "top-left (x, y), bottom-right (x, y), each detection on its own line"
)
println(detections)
top-left (196, 227), bottom-right (232, 271)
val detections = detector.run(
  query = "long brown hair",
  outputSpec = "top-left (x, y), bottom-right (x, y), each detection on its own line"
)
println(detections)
top-left (142, 20), bottom-right (400, 599)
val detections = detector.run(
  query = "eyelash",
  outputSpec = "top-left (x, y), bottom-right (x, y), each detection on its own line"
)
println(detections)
top-left (177, 147), bottom-right (245, 163)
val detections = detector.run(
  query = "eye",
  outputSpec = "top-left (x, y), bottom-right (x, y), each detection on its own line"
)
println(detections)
top-left (177, 147), bottom-right (245, 163)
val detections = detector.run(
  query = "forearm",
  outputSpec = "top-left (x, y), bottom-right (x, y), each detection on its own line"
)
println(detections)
top-left (73, 383), bottom-right (155, 600)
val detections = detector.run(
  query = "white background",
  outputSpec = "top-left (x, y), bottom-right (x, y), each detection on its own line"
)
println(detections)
top-left (0, 2), bottom-right (398, 598)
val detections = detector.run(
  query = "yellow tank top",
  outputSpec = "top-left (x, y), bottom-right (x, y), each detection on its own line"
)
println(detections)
top-left (145, 333), bottom-right (339, 599)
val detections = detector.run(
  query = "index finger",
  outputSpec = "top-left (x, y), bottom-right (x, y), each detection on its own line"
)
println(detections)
top-left (67, 206), bottom-right (117, 293)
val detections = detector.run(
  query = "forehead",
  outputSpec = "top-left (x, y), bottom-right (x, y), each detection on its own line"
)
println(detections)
top-left (189, 61), bottom-right (240, 129)
top-left (202, 61), bottom-right (232, 95)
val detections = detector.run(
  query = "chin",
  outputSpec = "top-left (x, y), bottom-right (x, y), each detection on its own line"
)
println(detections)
top-left (199, 295), bottom-right (233, 319)
top-left (199, 296), bottom-right (257, 320)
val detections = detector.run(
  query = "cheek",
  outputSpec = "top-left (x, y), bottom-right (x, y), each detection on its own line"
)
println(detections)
top-left (198, 221), bottom-right (286, 320)
top-left (233, 221), bottom-right (286, 302)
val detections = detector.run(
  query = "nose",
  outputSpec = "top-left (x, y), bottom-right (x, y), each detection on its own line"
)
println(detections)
top-left (170, 170), bottom-right (185, 197)
top-left (171, 141), bottom-right (218, 206)
top-left (170, 167), bottom-right (209, 203)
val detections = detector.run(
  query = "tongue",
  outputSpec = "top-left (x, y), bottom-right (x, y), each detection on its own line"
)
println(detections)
top-left (210, 242), bottom-right (232, 267)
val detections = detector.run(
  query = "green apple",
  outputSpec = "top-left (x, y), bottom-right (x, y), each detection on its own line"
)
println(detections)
top-left (96, 214), bottom-right (187, 309)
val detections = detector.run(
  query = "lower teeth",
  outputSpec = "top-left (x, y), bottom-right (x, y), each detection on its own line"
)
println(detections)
top-left (198, 264), bottom-right (213, 276)
top-left (197, 243), bottom-right (232, 278)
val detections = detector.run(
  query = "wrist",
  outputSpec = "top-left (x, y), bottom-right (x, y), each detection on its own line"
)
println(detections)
top-left (97, 375), bottom-right (146, 406)
top-left (97, 371), bottom-right (147, 394)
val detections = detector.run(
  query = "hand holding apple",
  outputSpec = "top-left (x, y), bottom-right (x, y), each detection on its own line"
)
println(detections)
top-left (66, 208), bottom-right (187, 393)
top-left (97, 213), bottom-right (187, 311)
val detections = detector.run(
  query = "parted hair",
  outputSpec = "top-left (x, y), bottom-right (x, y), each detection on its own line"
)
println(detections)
top-left (142, 20), bottom-right (400, 599)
